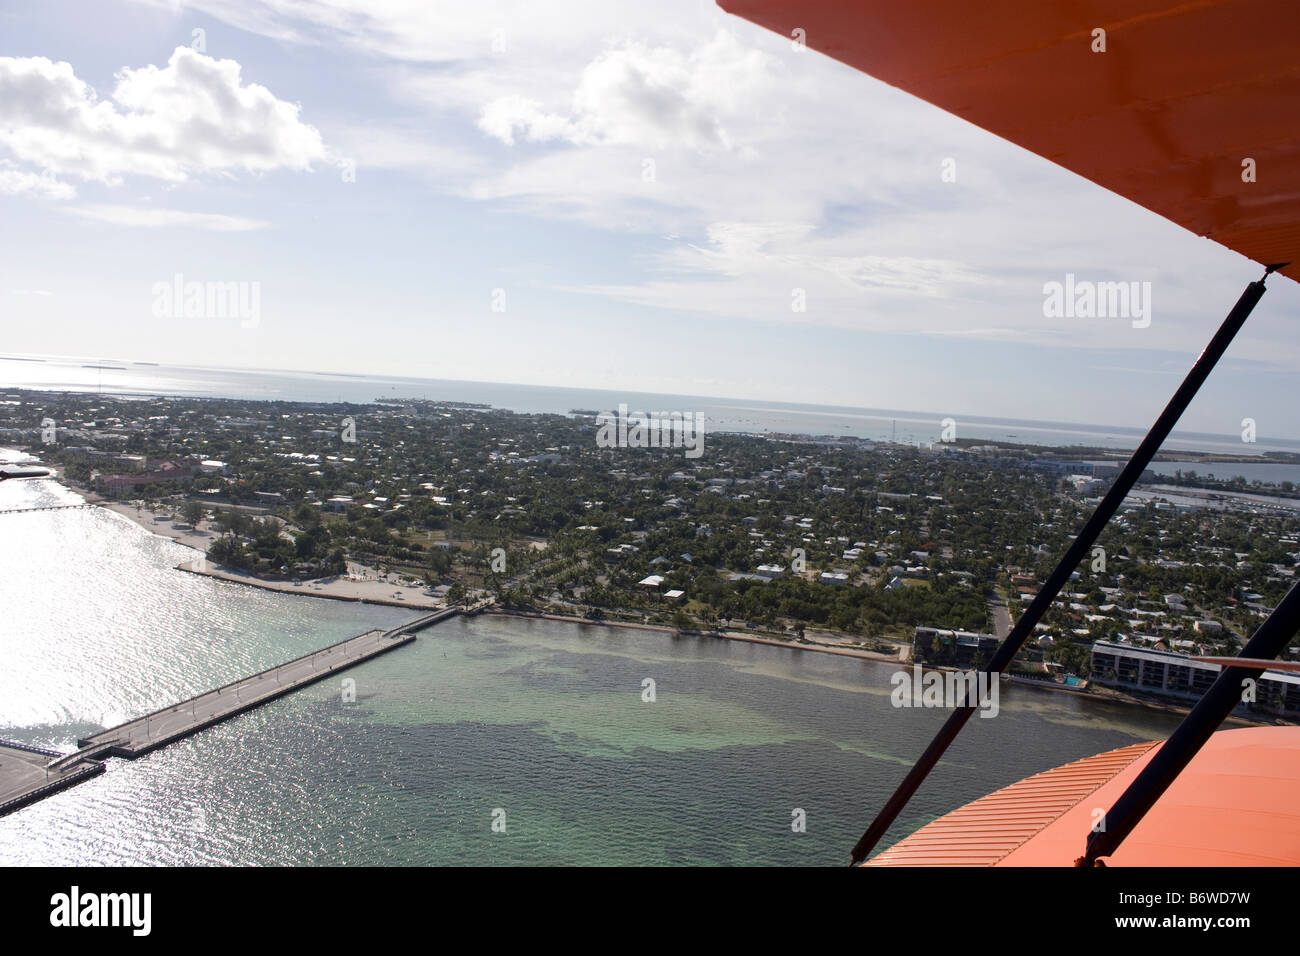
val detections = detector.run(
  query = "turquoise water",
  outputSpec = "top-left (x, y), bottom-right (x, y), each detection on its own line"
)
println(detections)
top-left (0, 476), bottom-right (1184, 865)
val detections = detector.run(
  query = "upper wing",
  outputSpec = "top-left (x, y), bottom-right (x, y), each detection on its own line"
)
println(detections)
top-left (718, 0), bottom-right (1300, 281)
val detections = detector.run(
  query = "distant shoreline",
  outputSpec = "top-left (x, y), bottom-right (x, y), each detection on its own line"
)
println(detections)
top-left (6, 371), bottom-right (1299, 455)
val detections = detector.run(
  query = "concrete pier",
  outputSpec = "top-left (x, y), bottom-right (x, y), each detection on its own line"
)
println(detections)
top-left (0, 604), bottom-right (466, 818)
top-left (76, 626), bottom-right (416, 758)
top-left (0, 740), bottom-right (105, 817)
top-left (0, 503), bottom-right (98, 515)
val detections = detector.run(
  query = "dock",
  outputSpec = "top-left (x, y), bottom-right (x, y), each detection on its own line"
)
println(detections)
top-left (0, 503), bottom-right (99, 516)
top-left (0, 603), bottom-right (472, 818)
top-left (0, 739), bottom-right (105, 818)
top-left (76, 627), bottom-right (415, 757)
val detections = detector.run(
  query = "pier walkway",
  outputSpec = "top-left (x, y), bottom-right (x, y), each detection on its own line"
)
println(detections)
top-left (0, 503), bottom-right (98, 516)
top-left (0, 603), bottom-right (472, 817)
top-left (76, 627), bottom-right (419, 758)
top-left (0, 739), bottom-right (105, 817)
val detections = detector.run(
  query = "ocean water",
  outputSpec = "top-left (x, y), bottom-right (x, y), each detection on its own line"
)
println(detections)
top-left (4, 354), bottom-right (1299, 455)
top-left (1146, 460), bottom-right (1300, 484)
top-left (0, 475), bottom-right (1184, 865)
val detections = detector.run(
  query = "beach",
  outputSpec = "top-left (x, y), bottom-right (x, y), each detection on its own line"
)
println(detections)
top-left (65, 486), bottom-right (1276, 726)
top-left (77, 489), bottom-right (449, 609)
top-left (76, 488), bottom-right (920, 661)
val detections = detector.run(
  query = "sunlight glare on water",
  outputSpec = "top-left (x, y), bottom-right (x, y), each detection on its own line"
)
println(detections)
top-left (0, 475), bottom-right (1182, 865)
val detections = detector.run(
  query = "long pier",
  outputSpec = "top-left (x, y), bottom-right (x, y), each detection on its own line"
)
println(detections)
top-left (0, 603), bottom-right (474, 818)
top-left (0, 503), bottom-right (99, 516)
top-left (76, 628), bottom-right (414, 757)
top-left (0, 740), bottom-right (105, 818)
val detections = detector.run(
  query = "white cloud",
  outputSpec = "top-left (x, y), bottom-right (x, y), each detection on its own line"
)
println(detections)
top-left (141, 0), bottom-right (669, 66)
top-left (478, 32), bottom-right (773, 150)
top-left (673, 222), bottom-right (972, 295)
top-left (567, 221), bottom-right (984, 332)
top-left (0, 47), bottom-right (326, 186)
top-left (323, 119), bottom-right (482, 181)
top-left (0, 162), bottom-right (74, 199)
top-left (477, 95), bottom-right (576, 147)
top-left (102, 0), bottom-right (1300, 368)
top-left (65, 203), bottom-right (271, 231)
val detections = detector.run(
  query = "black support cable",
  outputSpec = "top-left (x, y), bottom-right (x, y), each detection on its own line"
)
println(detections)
top-left (850, 267), bottom-right (1280, 866)
top-left (1083, 577), bottom-right (1300, 863)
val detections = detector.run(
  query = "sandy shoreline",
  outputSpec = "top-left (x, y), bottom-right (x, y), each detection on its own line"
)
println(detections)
top-left (486, 608), bottom-right (908, 663)
top-left (66, 483), bottom-right (1281, 726)
top-left (93, 497), bottom-right (227, 552)
top-left (73, 486), bottom-right (449, 609)
top-left (175, 563), bottom-right (447, 609)
top-left (78, 486), bottom-right (912, 659)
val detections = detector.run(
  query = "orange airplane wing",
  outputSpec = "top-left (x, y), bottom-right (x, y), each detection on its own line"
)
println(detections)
top-left (718, 0), bottom-right (1300, 281)
top-left (864, 727), bottom-right (1300, 865)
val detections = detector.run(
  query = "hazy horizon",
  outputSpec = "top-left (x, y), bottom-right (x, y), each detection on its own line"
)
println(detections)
top-left (3, 0), bottom-right (1299, 440)
top-left (8, 350), bottom-right (1300, 456)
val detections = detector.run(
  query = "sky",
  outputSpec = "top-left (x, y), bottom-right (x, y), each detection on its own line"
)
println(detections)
top-left (1, 0), bottom-right (1298, 440)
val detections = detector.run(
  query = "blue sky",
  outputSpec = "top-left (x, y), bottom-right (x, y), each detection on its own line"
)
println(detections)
top-left (2, 0), bottom-right (1298, 439)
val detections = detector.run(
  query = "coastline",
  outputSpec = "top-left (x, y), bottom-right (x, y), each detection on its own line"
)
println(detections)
top-left (81, 488), bottom-right (915, 661)
top-left (67, 480), bottom-right (1281, 728)
top-left (9, 364), bottom-right (1300, 456)
top-left (174, 562), bottom-right (447, 609)
top-left (88, 493), bottom-right (226, 553)
top-left (72, 483), bottom-right (451, 609)
top-left (484, 608), bottom-right (908, 663)
top-left (72, 481), bottom-right (913, 660)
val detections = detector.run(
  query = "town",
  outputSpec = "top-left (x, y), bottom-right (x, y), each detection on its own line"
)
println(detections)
top-left (6, 388), bottom-right (1300, 721)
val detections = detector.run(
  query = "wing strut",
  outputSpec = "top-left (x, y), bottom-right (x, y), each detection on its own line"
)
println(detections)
top-left (850, 264), bottom-right (1284, 866)
top-left (1082, 577), bottom-right (1300, 864)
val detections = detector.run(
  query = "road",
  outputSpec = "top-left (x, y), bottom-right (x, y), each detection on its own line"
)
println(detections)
top-left (988, 592), bottom-right (1012, 639)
